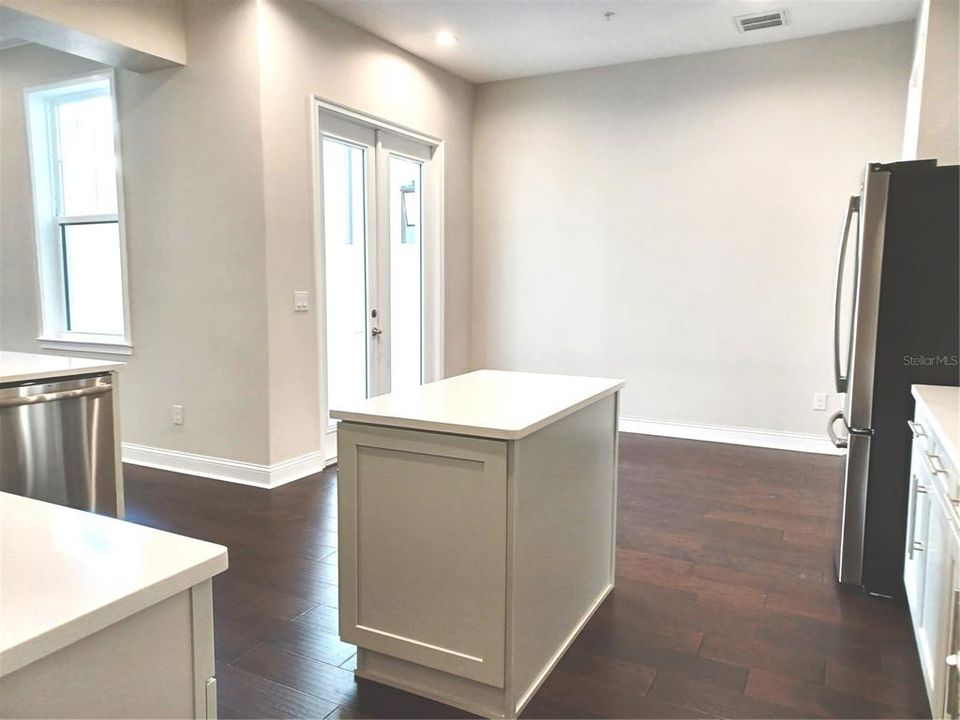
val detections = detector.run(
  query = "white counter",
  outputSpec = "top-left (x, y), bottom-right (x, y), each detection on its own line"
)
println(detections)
top-left (331, 369), bottom-right (624, 439)
top-left (913, 385), bottom-right (960, 469)
top-left (0, 492), bottom-right (227, 679)
top-left (0, 350), bottom-right (124, 385)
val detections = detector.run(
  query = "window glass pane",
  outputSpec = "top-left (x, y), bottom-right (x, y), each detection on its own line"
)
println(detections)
top-left (56, 93), bottom-right (117, 216)
top-left (62, 222), bottom-right (124, 335)
top-left (389, 155), bottom-right (423, 391)
top-left (323, 138), bottom-right (368, 428)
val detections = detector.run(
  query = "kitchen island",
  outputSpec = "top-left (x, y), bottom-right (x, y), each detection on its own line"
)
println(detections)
top-left (0, 492), bottom-right (228, 719)
top-left (332, 369), bottom-right (624, 719)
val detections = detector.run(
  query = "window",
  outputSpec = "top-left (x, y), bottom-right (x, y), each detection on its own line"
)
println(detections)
top-left (25, 73), bottom-right (131, 353)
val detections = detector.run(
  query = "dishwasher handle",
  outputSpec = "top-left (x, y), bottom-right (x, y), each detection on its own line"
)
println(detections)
top-left (0, 383), bottom-right (112, 409)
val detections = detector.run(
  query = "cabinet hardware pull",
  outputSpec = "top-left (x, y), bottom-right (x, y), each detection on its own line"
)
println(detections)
top-left (926, 452), bottom-right (949, 476)
top-left (0, 382), bottom-right (111, 408)
top-left (909, 476), bottom-right (922, 559)
top-left (909, 420), bottom-right (928, 438)
top-left (908, 477), bottom-right (930, 559)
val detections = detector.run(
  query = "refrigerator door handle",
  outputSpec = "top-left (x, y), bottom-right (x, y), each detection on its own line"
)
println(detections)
top-left (827, 410), bottom-right (848, 449)
top-left (833, 195), bottom-right (861, 393)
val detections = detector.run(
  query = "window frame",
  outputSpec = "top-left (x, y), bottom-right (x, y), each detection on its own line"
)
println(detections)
top-left (24, 70), bottom-right (132, 355)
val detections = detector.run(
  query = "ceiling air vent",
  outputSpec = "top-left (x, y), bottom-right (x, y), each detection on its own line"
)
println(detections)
top-left (734, 10), bottom-right (787, 33)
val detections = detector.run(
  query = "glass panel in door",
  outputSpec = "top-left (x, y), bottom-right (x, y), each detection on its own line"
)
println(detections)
top-left (322, 137), bottom-right (368, 428)
top-left (388, 154), bottom-right (423, 392)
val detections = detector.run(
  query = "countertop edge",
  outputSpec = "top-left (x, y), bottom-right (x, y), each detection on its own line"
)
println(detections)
top-left (333, 381), bottom-right (624, 440)
top-left (0, 365), bottom-right (124, 386)
top-left (912, 385), bottom-right (960, 470)
top-left (0, 550), bottom-right (227, 679)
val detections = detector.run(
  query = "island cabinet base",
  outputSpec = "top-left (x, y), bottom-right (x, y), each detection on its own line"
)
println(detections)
top-left (338, 392), bottom-right (619, 719)
top-left (0, 582), bottom-right (217, 719)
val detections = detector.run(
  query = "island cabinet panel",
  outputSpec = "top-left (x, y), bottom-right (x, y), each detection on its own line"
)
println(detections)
top-left (0, 586), bottom-right (214, 719)
top-left (510, 393), bottom-right (617, 706)
top-left (337, 423), bottom-right (508, 687)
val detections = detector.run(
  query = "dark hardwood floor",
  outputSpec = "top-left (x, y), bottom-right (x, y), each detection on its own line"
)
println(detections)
top-left (124, 434), bottom-right (930, 719)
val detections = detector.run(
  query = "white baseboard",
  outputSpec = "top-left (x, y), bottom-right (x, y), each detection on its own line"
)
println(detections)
top-left (123, 417), bottom-right (838, 489)
top-left (121, 443), bottom-right (327, 489)
top-left (619, 416), bottom-right (843, 456)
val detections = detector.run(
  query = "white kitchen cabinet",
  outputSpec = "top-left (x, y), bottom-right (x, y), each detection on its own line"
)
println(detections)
top-left (332, 370), bottom-right (623, 719)
top-left (0, 493), bottom-right (227, 719)
top-left (905, 386), bottom-right (960, 719)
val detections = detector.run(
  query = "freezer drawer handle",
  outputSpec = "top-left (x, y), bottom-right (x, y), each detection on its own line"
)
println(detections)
top-left (908, 420), bottom-right (927, 438)
top-left (0, 383), bottom-right (112, 409)
top-left (827, 410), bottom-right (848, 449)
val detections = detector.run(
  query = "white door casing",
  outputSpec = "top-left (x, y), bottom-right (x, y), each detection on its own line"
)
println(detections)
top-left (312, 99), bottom-right (444, 466)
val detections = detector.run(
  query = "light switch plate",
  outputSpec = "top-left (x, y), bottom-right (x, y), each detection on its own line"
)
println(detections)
top-left (294, 291), bottom-right (309, 312)
top-left (812, 392), bottom-right (827, 411)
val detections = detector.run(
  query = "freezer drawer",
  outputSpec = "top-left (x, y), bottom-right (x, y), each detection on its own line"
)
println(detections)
top-left (0, 373), bottom-right (119, 516)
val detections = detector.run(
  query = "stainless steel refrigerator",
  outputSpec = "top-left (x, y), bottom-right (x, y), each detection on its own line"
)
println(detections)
top-left (828, 160), bottom-right (958, 598)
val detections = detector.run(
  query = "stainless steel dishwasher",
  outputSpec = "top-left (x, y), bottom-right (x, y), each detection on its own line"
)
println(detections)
top-left (0, 373), bottom-right (120, 516)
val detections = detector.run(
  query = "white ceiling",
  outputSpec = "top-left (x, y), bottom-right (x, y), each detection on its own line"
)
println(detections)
top-left (310, 0), bottom-right (920, 83)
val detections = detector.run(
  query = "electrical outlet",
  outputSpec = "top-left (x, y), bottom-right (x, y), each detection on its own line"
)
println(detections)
top-left (294, 291), bottom-right (309, 312)
top-left (172, 404), bottom-right (184, 426)
top-left (812, 393), bottom-right (827, 411)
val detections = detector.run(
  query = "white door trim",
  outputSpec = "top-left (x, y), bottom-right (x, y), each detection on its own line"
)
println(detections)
top-left (310, 97), bottom-right (445, 467)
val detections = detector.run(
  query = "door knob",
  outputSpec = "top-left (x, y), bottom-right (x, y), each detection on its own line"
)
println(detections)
top-left (371, 327), bottom-right (383, 337)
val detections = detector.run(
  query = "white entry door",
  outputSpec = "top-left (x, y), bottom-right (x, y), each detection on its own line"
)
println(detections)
top-left (318, 109), bottom-right (438, 462)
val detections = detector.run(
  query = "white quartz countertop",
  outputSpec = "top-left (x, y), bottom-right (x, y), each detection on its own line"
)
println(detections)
top-left (0, 350), bottom-right (124, 385)
top-left (0, 493), bottom-right (227, 678)
top-left (913, 385), bottom-right (960, 470)
top-left (331, 369), bottom-right (625, 440)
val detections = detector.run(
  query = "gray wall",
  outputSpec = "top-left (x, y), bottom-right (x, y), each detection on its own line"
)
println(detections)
top-left (256, 0), bottom-right (475, 464)
top-left (0, 0), bottom-right (474, 467)
top-left (472, 23), bottom-right (914, 437)
top-left (903, 0), bottom-right (959, 164)
top-left (1, 1), bottom-right (272, 465)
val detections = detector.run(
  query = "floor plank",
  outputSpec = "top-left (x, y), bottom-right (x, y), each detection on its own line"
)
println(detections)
top-left (123, 433), bottom-right (929, 719)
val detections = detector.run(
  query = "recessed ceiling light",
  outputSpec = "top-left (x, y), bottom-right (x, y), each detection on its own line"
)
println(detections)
top-left (435, 30), bottom-right (458, 47)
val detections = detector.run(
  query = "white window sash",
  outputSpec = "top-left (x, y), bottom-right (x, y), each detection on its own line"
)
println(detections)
top-left (24, 70), bottom-right (132, 354)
